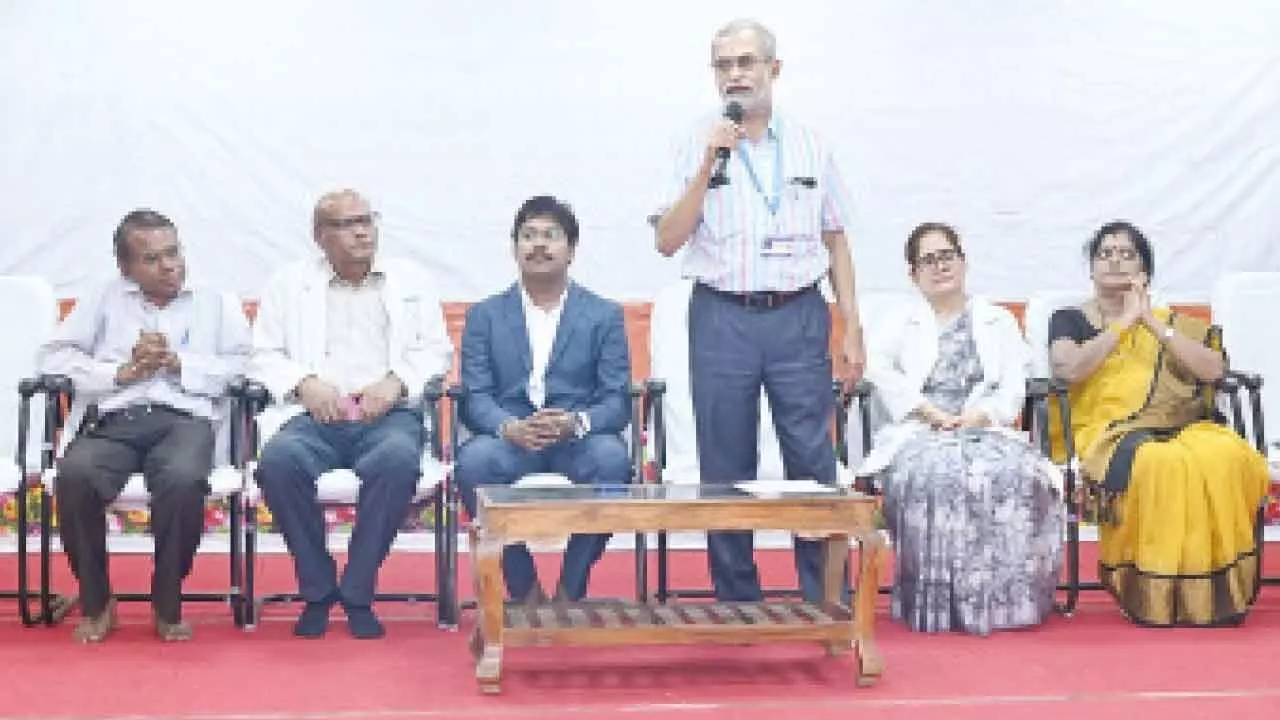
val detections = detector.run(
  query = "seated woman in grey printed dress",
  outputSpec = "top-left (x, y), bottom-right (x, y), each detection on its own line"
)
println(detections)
top-left (857, 223), bottom-right (1064, 635)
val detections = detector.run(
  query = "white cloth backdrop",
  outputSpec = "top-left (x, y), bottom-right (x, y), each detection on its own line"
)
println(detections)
top-left (0, 0), bottom-right (1277, 303)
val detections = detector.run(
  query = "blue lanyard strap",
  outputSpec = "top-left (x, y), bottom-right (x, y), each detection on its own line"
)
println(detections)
top-left (736, 133), bottom-right (783, 216)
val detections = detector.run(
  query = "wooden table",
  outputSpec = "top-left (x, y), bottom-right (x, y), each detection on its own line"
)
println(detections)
top-left (468, 484), bottom-right (884, 694)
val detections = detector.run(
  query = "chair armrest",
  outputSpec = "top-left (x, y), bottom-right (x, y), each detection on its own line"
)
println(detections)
top-left (834, 378), bottom-right (875, 467)
top-left (1024, 376), bottom-right (1076, 462)
top-left (243, 379), bottom-right (273, 413)
top-left (1225, 370), bottom-right (1262, 391)
top-left (641, 378), bottom-right (668, 478)
top-left (444, 382), bottom-right (465, 460)
top-left (422, 375), bottom-right (446, 461)
top-left (1216, 369), bottom-right (1265, 452)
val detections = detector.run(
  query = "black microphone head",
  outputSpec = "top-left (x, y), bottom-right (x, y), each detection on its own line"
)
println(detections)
top-left (724, 100), bottom-right (745, 123)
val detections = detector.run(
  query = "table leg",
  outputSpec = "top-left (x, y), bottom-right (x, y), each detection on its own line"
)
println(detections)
top-left (821, 534), bottom-right (852, 657)
top-left (852, 530), bottom-right (884, 687)
top-left (473, 527), bottom-right (505, 694)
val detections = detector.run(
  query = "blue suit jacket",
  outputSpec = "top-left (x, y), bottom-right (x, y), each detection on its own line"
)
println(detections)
top-left (459, 282), bottom-right (632, 438)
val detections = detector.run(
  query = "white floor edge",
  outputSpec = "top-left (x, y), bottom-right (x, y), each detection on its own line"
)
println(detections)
top-left (3, 525), bottom-right (1280, 555)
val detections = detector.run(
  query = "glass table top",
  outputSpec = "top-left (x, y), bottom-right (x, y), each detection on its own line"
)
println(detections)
top-left (478, 482), bottom-right (871, 505)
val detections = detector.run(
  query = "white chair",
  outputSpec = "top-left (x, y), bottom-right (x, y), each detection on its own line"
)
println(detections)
top-left (841, 289), bottom-right (918, 464)
top-left (0, 277), bottom-right (57, 625)
top-left (1211, 272), bottom-right (1280, 462)
top-left (33, 291), bottom-right (252, 627)
top-left (240, 378), bottom-right (454, 629)
top-left (647, 280), bottom-right (786, 485)
top-left (1211, 272), bottom-right (1280, 586)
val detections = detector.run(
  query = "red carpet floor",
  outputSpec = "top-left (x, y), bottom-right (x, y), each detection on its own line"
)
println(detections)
top-left (2, 545), bottom-right (1279, 720)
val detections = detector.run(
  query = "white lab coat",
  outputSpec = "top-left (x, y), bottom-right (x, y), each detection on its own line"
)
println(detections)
top-left (856, 295), bottom-right (1033, 477)
top-left (248, 254), bottom-right (454, 438)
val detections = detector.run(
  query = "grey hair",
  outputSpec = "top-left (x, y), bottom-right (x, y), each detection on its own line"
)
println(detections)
top-left (710, 18), bottom-right (777, 59)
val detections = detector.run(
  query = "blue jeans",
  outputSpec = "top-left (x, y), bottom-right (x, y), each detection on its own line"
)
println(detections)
top-left (454, 433), bottom-right (631, 601)
top-left (255, 407), bottom-right (423, 606)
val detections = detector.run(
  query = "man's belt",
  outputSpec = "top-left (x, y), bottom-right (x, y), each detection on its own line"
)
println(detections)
top-left (94, 403), bottom-right (195, 428)
top-left (696, 282), bottom-right (817, 310)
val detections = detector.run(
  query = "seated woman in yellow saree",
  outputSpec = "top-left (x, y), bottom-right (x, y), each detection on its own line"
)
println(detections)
top-left (1048, 221), bottom-right (1269, 627)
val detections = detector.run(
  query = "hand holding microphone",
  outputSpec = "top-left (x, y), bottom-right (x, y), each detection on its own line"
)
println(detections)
top-left (707, 100), bottom-right (745, 188)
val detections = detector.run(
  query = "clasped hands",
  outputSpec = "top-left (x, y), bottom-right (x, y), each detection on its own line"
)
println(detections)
top-left (1111, 271), bottom-right (1159, 333)
top-left (918, 404), bottom-right (990, 431)
top-left (116, 331), bottom-right (179, 384)
top-left (297, 375), bottom-right (404, 424)
top-left (500, 408), bottom-right (577, 451)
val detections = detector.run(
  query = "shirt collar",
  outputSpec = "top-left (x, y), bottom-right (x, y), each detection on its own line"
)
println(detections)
top-left (319, 253), bottom-right (386, 287)
top-left (765, 112), bottom-right (781, 140)
top-left (520, 282), bottom-right (568, 316)
top-left (118, 276), bottom-right (192, 301)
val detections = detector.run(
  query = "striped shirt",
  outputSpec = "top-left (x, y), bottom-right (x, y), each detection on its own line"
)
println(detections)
top-left (655, 112), bottom-right (853, 292)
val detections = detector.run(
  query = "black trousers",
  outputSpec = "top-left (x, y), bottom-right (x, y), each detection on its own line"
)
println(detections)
top-left (55, 405), bottom-right (214, 622)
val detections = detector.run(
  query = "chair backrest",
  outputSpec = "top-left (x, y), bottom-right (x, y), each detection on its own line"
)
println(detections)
top-left (1211, 271), bottom-right (1280, 449)
top-left (1023, 290), bottom-right (1090, 379)
top-left (843, 289), bottom-right (918, 461)
top-left (648, 280), bottom-right (784, 482)
top-left (0, 276), bottom-right (58, 476)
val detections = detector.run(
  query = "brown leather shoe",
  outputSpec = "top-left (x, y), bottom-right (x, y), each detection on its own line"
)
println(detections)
top-left (155, 616), bottom-right (194, 642)
top-left (72, 599), bottom-right (117, 643)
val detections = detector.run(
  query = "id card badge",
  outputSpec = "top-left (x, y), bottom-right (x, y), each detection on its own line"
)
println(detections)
top-left (761, 235), bottom-right (798, 257)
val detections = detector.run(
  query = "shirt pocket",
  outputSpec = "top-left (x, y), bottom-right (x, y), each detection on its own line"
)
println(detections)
top-left (400, 296), bottom-right (426, 349)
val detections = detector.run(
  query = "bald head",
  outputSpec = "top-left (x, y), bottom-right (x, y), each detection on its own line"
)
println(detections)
top-left (710, 18), bottom-right (777, 61)
top-left (313, 189), bottom-right (370, 236)
top-left (312, 188), bottom-right (379, 282)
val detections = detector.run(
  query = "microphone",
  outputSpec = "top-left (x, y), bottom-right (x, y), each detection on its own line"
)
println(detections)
top-left (708, 100), bottom-right (745, 188)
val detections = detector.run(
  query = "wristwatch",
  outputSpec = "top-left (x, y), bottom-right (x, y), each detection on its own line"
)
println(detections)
top-left (1162, 325), bottom-right (1176, 341)
top-left (573, 412), bottom-right (590, 438)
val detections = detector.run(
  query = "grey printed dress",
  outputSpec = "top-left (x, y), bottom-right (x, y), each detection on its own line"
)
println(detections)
top-left (878, 309), bottom-right (1064, 635)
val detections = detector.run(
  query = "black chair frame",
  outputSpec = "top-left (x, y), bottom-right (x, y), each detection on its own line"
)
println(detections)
top-left (16, 374), bottom-right (250, 628)
top-left (444, 381), bottom-right (662, 609)
top-left (238, 376), bottom-right (455, 630)
top-left (1024, 323), bottom-right (1277, 617)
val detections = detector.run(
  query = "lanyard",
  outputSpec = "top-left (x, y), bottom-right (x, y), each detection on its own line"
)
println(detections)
top-left (736, 133), bottom-right (783, 216)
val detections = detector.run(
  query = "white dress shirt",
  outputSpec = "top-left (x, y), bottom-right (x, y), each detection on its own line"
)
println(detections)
top-left (521, 285), bottom-right (566, 409)
top-left (321, 271), bottom-right (392, 396)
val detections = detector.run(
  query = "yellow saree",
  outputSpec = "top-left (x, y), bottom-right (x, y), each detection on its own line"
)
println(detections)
top-left (1050, 306), bottom-right (1270, 626)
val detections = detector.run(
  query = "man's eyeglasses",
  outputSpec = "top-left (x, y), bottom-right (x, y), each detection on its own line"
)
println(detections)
top-left (1095, 246), bottom-right (1138, 261)
top-left (711, 54), bottom-right (772, 73)
top-left (320, 212), bottom-right (379, 230)
top-left (917, 248), bottom-right (962, 269)
top-left (518, 227), bottom-right (566, 243)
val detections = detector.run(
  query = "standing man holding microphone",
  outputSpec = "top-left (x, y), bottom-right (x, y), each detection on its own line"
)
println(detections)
top-left (651, 18), bottom-right (865, 602)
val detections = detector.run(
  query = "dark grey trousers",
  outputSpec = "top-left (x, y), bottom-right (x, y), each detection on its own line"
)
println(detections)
top-left (55, 405), bottom-right (214, 622)
top-left (688, 283), bottom-right (848, 602)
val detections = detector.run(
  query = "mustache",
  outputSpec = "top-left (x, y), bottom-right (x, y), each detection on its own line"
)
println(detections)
top-left (525, 250), bottom-right (553, 260)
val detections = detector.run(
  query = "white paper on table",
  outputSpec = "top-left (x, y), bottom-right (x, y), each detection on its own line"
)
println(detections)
top-left (733, 479), bottom-right (836, 497)
top-left (513, 473), bottom-right (573, 489)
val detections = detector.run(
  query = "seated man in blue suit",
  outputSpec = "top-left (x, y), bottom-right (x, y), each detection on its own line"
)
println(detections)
top-left (454, 195), bottom-right (633, 605)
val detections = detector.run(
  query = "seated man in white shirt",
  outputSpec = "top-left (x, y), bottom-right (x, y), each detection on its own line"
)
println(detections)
top-left (38, 209), bottom-right (251, 642)
top-left (249, 189), bottom-right (453, 639)
top-left (453, 195), bottom-right (632, 604)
